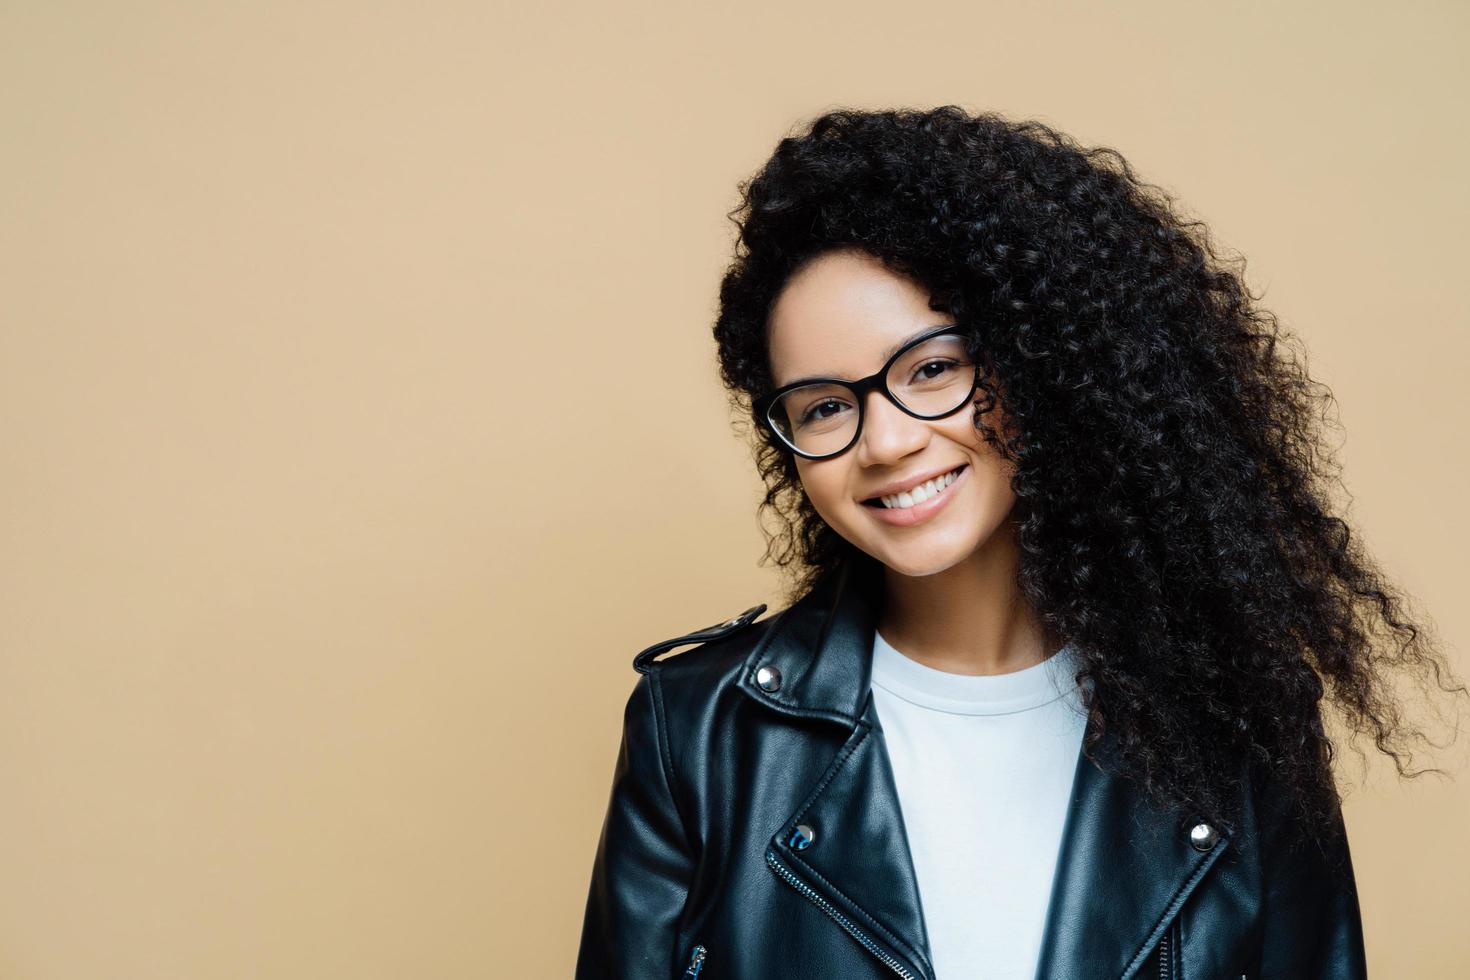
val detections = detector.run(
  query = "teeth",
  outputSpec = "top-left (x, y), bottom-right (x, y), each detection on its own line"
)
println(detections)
top-left (880, 466), bottom-right (961, 510)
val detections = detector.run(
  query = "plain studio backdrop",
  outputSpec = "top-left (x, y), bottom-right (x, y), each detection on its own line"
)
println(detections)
top-left (1, 2), bottom-right (1466, 977)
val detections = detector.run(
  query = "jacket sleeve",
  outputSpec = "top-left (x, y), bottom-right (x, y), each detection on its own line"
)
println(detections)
top-left (575, 668), bottom-right (698, 978)
top-left (1254, 776), bottom-right (1369, 979)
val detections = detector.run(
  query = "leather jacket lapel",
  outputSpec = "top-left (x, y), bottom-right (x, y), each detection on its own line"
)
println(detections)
top-left (1031, 715), bottom-right (1232, 980)
top-left (737, 555), bottom-right (934, 978)
top-left (734, 552), bottom-right (882, 730)
top-left (767, 698), bottom-right (935, 979)
top-left (734, 554), bottom-right (1232, 980)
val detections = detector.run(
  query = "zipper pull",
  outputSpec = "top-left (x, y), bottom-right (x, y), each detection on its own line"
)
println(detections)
top-left (683, 943), bottom-right (706, 977)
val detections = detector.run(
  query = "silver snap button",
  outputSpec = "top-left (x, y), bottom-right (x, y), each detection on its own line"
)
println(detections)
top-left (788, 823), bottom-right (816, 850)
top-left (755, 663), bottom-right (782, 692)
top-left (1188, 822), bottom-right (1218, 851)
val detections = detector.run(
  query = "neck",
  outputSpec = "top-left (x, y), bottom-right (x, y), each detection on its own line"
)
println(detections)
top-left (874, 521), bottom-right (1061, 676)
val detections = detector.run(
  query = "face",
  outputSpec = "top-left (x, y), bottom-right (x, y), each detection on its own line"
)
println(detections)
top-left (766, 248), bottom-right (1018, 579)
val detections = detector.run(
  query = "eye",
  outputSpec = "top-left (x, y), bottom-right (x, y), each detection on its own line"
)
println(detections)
top-left (798, 398), bottom-right (848, 425)
top-left (912, 359), bottom-right (959, 382)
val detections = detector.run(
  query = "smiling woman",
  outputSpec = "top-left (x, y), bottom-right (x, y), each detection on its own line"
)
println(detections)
top-left (574, 106), bottom-right (1466, 980)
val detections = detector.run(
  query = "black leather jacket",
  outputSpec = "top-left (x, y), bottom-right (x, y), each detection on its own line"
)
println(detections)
top-left (575, 556), bottom-right (1368, 979)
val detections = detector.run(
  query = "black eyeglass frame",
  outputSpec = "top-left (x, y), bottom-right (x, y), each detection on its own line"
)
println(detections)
top-left (753, 323), bottom-right (980, 461)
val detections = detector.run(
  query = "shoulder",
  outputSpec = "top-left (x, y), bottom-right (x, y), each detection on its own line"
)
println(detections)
top-left (621, 601), bottom-right (780, 797)
top-left (631, 602), bottom-right (771, 675)
top-left (628, 601), bottom-right (779, 718)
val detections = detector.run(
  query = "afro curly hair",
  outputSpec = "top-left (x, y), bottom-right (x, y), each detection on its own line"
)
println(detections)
top-left (712, 105), bottom-right (1465, 854)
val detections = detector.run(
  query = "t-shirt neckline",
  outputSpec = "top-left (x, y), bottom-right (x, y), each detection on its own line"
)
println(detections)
top-left (870, 629), bottom-right (1079, 717)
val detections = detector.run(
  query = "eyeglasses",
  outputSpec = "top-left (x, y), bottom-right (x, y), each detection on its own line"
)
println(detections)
top-left (754, 324), bottom-right (979, 460)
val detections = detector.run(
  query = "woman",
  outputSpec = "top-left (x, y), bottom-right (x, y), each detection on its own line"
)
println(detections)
top-left (575, 107), bottom-right (1462, 979)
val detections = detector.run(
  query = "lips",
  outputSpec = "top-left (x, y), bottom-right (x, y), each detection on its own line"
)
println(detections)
top-left (861, 463), bottom-right (968, 506)
top-left (861, 459), bottom-right (971, 526)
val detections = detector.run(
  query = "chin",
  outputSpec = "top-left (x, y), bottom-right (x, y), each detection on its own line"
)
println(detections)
top-left (865, 537), bottom-right (978, 579)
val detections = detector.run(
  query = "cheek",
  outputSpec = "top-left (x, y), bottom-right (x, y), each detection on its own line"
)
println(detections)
top-left (939, 413), bottom-right (993, 455)
top-left (942, 416), bottom-right (1018, 492)
top-left (795, 462), bottom-right (854, 520)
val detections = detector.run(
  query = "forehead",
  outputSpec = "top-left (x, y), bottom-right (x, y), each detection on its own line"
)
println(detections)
top-left (767, 249), bottom-right (945, 387)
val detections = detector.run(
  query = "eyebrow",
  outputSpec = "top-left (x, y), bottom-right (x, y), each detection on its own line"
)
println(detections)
top-left (777, 323), bottom-right (956, 388)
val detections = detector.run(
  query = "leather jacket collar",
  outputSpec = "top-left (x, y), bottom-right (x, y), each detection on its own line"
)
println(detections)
top-left (732, 554), bottom-right (1234, 980)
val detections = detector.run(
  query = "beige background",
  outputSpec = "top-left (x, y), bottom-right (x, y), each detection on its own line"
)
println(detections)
top-left (2, 1), bottom-right (1467, 977)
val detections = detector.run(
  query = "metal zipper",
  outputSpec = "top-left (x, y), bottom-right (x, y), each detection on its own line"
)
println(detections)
top-left (1157, 919), bottom-right (1179, 980)
top-left (766, 851), bottom-right (921, 980)
top-left (683, 943), bottom-right (706, 977)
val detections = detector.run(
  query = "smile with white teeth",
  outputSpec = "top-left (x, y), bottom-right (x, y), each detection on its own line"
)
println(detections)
top-left (873, 465), bottom-right (964, 510)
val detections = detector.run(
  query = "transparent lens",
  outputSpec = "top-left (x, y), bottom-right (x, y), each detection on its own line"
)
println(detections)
top-left (889, 334), bottom-right (974, 416)
top-left (768, 382), bottom-right (858, 457)
top-left (767, 334), bottom-right (976, 457)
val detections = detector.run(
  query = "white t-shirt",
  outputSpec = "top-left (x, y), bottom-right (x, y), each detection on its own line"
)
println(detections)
top-left (868, 630), bottom-right (1088, 980)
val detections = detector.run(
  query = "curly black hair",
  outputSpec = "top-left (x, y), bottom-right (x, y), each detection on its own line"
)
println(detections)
top-left (712, 105), bottom-right (1465, 856)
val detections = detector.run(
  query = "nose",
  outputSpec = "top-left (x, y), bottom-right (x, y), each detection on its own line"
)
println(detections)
top-left (853, 388), bottom-right (930, 466)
